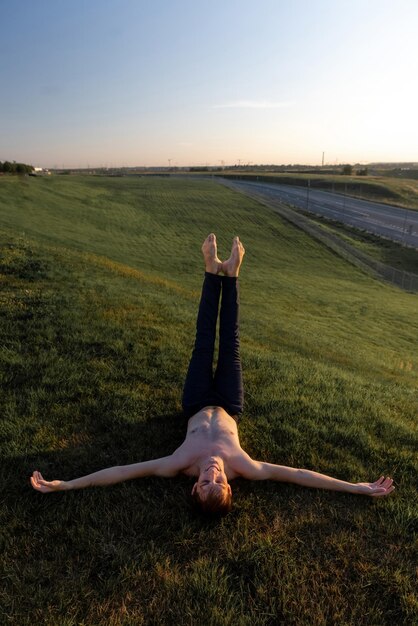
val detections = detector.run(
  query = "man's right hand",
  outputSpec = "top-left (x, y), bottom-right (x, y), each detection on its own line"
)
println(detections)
top-left (30, 471), bottom-right (67, 493)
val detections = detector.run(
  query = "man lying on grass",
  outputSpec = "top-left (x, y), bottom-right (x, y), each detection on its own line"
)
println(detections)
top-left (31, 234), bottom-right (395, 515)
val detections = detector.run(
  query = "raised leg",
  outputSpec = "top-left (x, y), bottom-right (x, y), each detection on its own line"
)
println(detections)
top-left (214, 237), bottom-right (245, 416)
top-left (213, 276), bottom-right (243, 416)
top-left (182, 235), bottom-right (222, 417)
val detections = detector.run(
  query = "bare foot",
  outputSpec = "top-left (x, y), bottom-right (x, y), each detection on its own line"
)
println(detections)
top-left (202, 233), bottom-right (222, 274)
top-left (222, 237), bottom-right (245, 276)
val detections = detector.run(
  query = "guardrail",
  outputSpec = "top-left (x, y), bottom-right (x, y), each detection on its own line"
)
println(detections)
top-left (219, 179), bottom-right (418, 293)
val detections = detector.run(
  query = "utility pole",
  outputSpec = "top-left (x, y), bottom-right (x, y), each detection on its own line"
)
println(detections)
top-left (342, 182), bottom-right (347, 223)
top-left (401, 208), bottom-right (409, 247)
top-left (322, 152), bottom-right (324, 167)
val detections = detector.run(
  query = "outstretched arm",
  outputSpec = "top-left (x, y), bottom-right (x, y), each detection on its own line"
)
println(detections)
top-left (239, 460), bottom-right (394, 497)
top-left (30, 455), bottom-right (181, 493)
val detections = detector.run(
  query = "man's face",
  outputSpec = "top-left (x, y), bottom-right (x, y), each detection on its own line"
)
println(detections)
top-left (192, 459), bottom-right (232, 500)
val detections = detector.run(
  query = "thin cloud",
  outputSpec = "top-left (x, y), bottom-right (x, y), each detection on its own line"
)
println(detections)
top-left (213, 100), bottom-right (292, 109)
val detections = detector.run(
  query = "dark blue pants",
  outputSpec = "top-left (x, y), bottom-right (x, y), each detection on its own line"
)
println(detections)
top-left (182, 272), bottom-right (244, 418)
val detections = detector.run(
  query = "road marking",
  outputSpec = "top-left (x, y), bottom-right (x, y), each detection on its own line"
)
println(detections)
top-left (231, 181), bottom-right (418, 247)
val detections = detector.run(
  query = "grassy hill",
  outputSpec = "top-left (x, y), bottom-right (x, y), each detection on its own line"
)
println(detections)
top-left (1, 175), bottom-right (417, 625)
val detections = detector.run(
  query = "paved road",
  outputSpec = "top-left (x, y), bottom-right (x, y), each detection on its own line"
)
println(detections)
top-left (222, 179), bottom-right (418, 248)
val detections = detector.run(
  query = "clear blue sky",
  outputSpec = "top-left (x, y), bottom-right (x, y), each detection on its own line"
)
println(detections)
top-left (1, 0), bottom-right (417, 167)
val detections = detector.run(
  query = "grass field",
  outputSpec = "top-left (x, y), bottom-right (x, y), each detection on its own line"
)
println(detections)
top-left (1, 175), bottom-right (417, 625)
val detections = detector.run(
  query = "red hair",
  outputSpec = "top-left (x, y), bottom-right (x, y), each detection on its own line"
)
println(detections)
top-left (192, 486), bottom-right (232, 517)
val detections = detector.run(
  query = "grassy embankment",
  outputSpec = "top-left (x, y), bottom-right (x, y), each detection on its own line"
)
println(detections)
top-left (217, 171), bottom-right (418, 210)
top-left (308, 216), bottom-right (418, 275)
top-left (1, 175), bottom-right (417, 625)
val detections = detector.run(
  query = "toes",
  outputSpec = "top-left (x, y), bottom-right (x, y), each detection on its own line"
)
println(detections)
top-left (203, 233), bottom-right (216, 249)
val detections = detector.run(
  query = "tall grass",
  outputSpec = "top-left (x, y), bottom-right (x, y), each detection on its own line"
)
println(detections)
top-left (1, 176), bottom-right (417, 625)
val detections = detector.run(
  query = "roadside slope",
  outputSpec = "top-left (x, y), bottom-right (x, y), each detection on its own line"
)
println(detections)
top-left (1, 176), bottom-right (417, 625)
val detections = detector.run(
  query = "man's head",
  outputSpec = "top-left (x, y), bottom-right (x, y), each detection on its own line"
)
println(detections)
top-left (191, 457), bottom-right (232, 516)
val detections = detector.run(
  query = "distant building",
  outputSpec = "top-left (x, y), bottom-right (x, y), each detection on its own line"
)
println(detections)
top-left (31, 167), bottom-right (51, 176)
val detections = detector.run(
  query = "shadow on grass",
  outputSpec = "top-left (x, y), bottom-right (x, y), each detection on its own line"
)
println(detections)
top-left (5, 408), bottom-right (383, 533)
top-left (6, 411), bottom-right (186, 491)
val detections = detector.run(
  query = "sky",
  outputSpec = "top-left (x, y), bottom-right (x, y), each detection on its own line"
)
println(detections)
top-left (1, 0), bottom-right (418, 168)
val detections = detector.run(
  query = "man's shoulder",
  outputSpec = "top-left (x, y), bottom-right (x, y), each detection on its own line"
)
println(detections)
top-left (165, 444), bottom-right (197, 473)
top-left (227, 450), bottom-right (262, 478)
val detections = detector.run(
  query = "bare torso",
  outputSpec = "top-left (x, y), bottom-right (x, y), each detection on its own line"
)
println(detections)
top-left (172, 406), bottom-right (252, 479)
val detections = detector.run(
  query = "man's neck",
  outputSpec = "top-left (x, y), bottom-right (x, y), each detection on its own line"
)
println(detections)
top-left (197, 455), bottom-right (225, 474)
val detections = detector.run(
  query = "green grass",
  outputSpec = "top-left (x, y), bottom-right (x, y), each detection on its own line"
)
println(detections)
top-left (305, 214), bottom-right (418, 275)
top-left (1, 176), bottom-right (417, 625)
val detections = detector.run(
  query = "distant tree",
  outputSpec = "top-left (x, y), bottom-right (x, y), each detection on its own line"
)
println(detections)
top-left (342, 164), bottom-right (353, 175)
top-left (0, 160), bottom-right (34, 174)
top-left (356, 167), bottom-right (368, 176)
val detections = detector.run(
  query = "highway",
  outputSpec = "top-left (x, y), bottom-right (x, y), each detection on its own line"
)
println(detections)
top-left (222, 179), bottom-right (418, 249)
